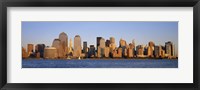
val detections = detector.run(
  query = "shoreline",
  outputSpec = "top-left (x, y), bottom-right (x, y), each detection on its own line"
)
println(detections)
top-left (23, 58), bottom-right (178, 60)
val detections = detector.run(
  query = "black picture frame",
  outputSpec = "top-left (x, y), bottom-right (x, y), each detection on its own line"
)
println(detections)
top-left (0, 0), bottom-right (199, 90)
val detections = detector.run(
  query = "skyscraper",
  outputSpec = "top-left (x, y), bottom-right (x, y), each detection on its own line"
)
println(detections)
top-left (119, 38), bottom-right (126, 47)
top-left (27, 44), bottom-right (34, 56)
top-left (27, 44), bottom-right (34, 52)
top-left (22, 47), bottom-right (28, 58)
top-left (89, 45), bottom-right (95, 57)
top-left (127, 48), bottom-right (133, 58)
top-left (52, 39), bottom-right (63, 58)
top-left (68, 38), bottom-right (73, 54)
top-left (172, 44), bottom-right (175, 57)
top-left (136, 45), bottom-right (144, 56)
top-left (154, 45), bottom-right (160, 58)
top-left (59, 32), bottom-right (68, 56)
top-left (100, 38), bottom-right (105, 48)
top-left (83, 41), bottom-right (87, 53)
top-left (165, 41), bottom-right (174, 57)
top-left (105, 40), bottom-right (111, 47)
top-left (148, 41), bottom-right (155, 57)
top-left (98, 38), bottom-right (105, 57)
top-left (104, 47), bottom-right (110, 58)
top-left (132, 39), bottom-right (136, 48)
top-left (96, 37), bottom-right (102, 49)
top-left (119, 38), bottom-right (127, 57)
top-left (74, 35), bottom-right (81, 57)
top-left (35, 44), bottom-right (45, 58)
top-left (110, 37), bottom-right (116, 51)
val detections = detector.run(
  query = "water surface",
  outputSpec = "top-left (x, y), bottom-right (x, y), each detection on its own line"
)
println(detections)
top-left (22, 59), bottom-right (178, 68)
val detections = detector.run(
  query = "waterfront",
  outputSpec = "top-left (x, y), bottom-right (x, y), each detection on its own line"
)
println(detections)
top-left (22, 59), bottom-right (178, 68)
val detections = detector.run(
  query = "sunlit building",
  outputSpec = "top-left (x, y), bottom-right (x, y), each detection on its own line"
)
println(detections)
top-left (113, 48), bottom-right (122, 58)
top-left (52, 39), bottom-right (63, 58)
top-left (44, 47), bottom-right (58, 59)
top-left (104, 47), bottom-right (110, 58)
top-left (59, 32), bottom-right (68, 57)
top-left (148, 41), bottom-right (155, 57)
top-left (127, 48), bottom-right (133, 58)
top-left (97, 38), bottom-right (105, 57)
top-left (129, 43), bottom-right (135, 57)
top-left (136, 45), bottom-right (144, 57)
top-left (147, 46), bottom-right (154, 57)
top-left (110, 37), bottom-right (116, 51)
top-left (68, 38), bottom-right (73, 55)
top-left (22, 47), bottom-right (28, 58)
top-left (119, 38), bottom-right (126, 47)
top-left (27, 44), bottom-right (34, 56)
top-left (74, 35), bottom-right (82, 58)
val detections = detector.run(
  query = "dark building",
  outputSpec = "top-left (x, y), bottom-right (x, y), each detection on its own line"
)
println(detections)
top-left (35, 44), bottom-right (45, 58)
top-left (165, 41), bottom-right (174, 57)
top-left (89, 45), bottom-right (95, 58)
top-left (105, 40), bottom-right (111, 47)
top-left (96, 37), bottom-right (102, 50)
top-left (83, 41), bottom-right (87, 53)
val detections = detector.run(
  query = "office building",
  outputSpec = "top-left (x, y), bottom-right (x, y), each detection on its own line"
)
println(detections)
top-left (52, 39), bottom-right (63, 58)
top-left (119, 38), bottom-right (126, 47)
top-left (127, 48), bottom-right (133, 58)
top-left (35, 44), bottom-right (45, 58)
top-left (22, 47), bottom-right (28, 58)
top-left (59, 32), bottom-right (68, 57)
top-left (136, 45), bottom-right (144, 56)
top-left (165, 41), bottom-right (174, 57)
top-left (74, 35), bottom-right (82, 57)
top-left (44, 47), bottom-right (58, 59)
top-left (104, 47), bottom-right (110, 58)
top-left (105, 40), bottom-right (111, 47)
top-left (96, 37), bottom-right (102, 49)
top-left (27, 44), bottom-right (34, 56)
top-left (83, 41), bottom-right (87, 53)
top-left (88, 45), bottom-right (95, 57)
top-left (110, 37), bottom-right (116, 51)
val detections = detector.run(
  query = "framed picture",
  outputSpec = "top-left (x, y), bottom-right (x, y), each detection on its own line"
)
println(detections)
top-left (0, 0), bottom-right (199, 90)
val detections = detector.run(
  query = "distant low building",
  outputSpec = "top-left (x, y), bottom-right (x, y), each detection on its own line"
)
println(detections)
top-left (44, 47), bottom-right (58, 59)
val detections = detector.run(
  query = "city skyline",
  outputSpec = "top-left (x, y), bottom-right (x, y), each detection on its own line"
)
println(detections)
top-left (22, 21), bottom-right (178, 55)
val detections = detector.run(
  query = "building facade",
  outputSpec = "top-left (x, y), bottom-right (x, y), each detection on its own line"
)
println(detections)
top-left (52, 39), bottom-right (63, 58)
top-left (44, 47), bottom-right (58, 59)
top-left (59, 32), bottom-right (68, 57)
top-left (74, 35), bottom-right (82, 58)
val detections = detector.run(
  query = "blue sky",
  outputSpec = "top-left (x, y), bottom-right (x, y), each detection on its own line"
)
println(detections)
top-left (22, 21), bottom-right (178, 54)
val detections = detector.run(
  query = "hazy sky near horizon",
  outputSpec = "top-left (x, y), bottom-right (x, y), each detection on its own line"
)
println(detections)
top-left (22, 21), bottom-right (178, 54)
